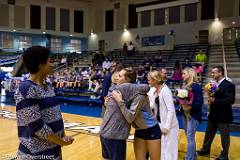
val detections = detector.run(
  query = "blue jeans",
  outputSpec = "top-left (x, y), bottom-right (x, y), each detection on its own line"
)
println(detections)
top-left (182, 116), bottom-right (199, 160)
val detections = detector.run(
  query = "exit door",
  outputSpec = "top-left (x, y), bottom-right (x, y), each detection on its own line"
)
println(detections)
top-left (98, 40), bottom-right (105, 52)
top-left (223, 27), bottom-right (240, 43)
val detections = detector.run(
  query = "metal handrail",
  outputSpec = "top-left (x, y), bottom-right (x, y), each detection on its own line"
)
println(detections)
top-left (221, 42), bottom-right (228, 79)
top-left (53, 63), bottom-right (67, 72)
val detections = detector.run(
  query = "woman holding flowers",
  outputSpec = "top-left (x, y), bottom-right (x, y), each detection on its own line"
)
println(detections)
top-left (147, 70), bottom-right (179, 160)
top-left (181, 68), bottom-right (203, 160)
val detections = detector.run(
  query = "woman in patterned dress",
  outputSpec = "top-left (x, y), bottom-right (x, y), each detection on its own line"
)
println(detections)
top-left (14, 46), bottom-right (74, 160)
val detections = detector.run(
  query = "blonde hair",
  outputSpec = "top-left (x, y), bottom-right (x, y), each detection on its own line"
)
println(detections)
top-left (182, 68), bottom-right (198, 88)
top-left (148, 70), bottom-right (164, 85)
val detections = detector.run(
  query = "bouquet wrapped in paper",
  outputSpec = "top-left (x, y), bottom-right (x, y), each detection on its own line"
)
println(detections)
top-left (204, 82), bottom-right (218, 97)
top-left (176, 89), bottom-right (194, 119)
top-left (204, 82), bottom-right (218, 107)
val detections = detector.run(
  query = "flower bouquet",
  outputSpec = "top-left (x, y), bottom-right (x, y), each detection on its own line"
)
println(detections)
top-left (204, 82), bottom-right (218, 107)
top-left (204, 82), bottom-right (218, 97)
top-left (176, 89), bottom-right (194, 120)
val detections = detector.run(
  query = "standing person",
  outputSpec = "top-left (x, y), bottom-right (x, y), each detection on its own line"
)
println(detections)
top-left (123, 43), bottom-right (128, 57)
top-left (101, 63), bottom-right (124, 116)
top-left (195, 50), bottom-right (207, 66)
top-left (99, 51), bottom-right (106, 67)
top-left (127, 42), bottom-right (134, 56)
top-left (195, 49), bottom-right (207, 73)
top-left (14, 46), bottom-right (74, 160)
top-left (100, 67), bottom-right (151, 160)
top-left (112, 68), bottom-right (161, 160)
top-left (181, 68), bottom-right (203, 160)
top-left (170, 60), bottom-right (182, 88)
top-left (197, 66), bottom-right (235, 160)
top-left (92, 51), bottom-right (100, 65)
top-left (147, 70), bottom-right (179, 160)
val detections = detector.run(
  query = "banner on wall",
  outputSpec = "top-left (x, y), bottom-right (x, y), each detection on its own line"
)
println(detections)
top-left (142, 35), bottom-right (165, 47)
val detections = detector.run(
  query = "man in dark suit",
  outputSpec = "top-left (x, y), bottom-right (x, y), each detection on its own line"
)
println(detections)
top-left (197, 66), bottom-right (235, 160)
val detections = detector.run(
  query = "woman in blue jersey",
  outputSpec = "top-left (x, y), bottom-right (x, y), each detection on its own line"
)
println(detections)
top-left (14, 46), bottom-right (74, 160)
top-left (111, 68), bottom-right (161, 160)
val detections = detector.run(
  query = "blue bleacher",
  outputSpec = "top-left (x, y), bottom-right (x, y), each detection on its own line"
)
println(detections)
top-left (55, 88), bottom-right (103, 106)
top-left (56, 96), bottom-right (102, 105)
top-left (54, 89), bottom-right (240, 125)
top-left (0, 71), bottom-right (6, 80)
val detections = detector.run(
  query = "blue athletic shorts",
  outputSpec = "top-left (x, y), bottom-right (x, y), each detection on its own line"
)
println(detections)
top-left (100, 136), bottom-right (126, 160)
top-left (135, 124), bottom-right (161, 140)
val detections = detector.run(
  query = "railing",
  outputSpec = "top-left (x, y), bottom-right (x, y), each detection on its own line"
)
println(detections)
top-left (53, 63), bottom-right (67, 72)
top-left (222, 42), bottom-right (229, 79)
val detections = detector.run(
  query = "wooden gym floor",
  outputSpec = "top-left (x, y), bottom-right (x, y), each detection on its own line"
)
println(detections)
top-left (0, 106), bottom-right (240, 160)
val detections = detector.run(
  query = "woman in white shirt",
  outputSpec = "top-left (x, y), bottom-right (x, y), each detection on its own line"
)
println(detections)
top-left (147, 70), bottom-right (179, 160)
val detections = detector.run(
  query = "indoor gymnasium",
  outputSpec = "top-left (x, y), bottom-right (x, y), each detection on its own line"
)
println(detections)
top-left (0, 0), bottom-right (240, 160)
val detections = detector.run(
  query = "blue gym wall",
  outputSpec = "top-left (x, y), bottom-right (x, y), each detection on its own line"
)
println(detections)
top-left (0, 31), bottom-right (87, 53)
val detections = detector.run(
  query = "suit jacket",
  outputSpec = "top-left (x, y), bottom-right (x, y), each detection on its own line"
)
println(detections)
top-left (208, 79), bottom-right (235, 123)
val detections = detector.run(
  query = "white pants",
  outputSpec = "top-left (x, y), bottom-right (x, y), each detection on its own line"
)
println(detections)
top-left (161, 126), bottom-right (179, 160)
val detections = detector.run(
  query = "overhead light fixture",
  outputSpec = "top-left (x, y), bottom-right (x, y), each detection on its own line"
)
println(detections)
top-left (43, 31), bottom-right (46, 34)
top-left (90, 28), bottom-right (94, 35)
top-left (13, 29), bottom-right (16, 32)
top-left (124, 24), bottom-right (127, 32)
top-left (232, 21), bottom-right (236, 25)
top-left (70, 34), bottom-right (73, 37)
top-left (214, 11), bottom-right (219, 21)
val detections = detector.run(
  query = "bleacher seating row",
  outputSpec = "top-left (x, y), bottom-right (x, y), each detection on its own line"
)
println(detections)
top-left (166, 43), bottom-right (210, 68)
top-left (0, 55), bottom-right (21, 66)
top-left (55, 88), bottom-right (101, 96)
top-left (54, 92), bottom-right (240, 125)
top-left (107, 50), bottom-right (168, 65)
top-left (56, 96), bottom-right (102, 105)
top-left (106, 43), bottom-right (210, 70)
top-left (53, 86), bottom-right (240, 125)
top-left (235, 39), bottom-right (240, 57)
top-left (1, 42), bottom-right (239, 129)
top-left (50, 50), bottom-right (95, 67)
